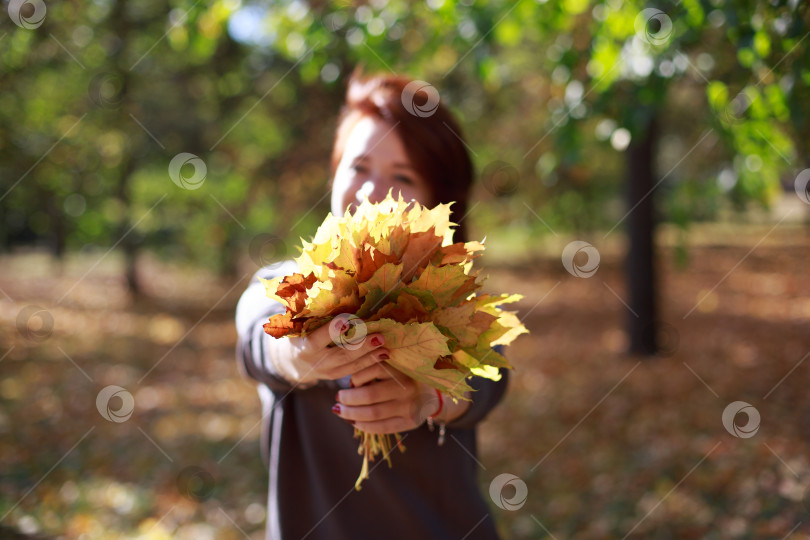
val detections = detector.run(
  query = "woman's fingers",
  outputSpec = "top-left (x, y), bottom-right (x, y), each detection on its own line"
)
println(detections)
top-left (343, 348), bottom-right (391, 379)
top-left (332, 374), bottom-right (427, 434)
top-left (306, 318), bottom-right (385, 358)
top-left (338, 378), bottom-right (410, 407)
top-left (335, 398), bottom-right (405, 423)
top-left (350, 362), bottom-right (398, 387)
top-left (311, 348), bottom-right (387, 381)
top-left (301, 320), bottom-right (337, 350)
top-left (302, 322), bottom-right (388, 380)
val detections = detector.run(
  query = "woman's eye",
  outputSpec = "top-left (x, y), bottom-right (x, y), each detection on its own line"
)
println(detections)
top-left (395, 175), bottom-right (414, 186)
top-left (351, 164), bottom-right (368, 174)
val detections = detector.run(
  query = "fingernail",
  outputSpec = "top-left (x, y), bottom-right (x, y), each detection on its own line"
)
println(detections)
top-left (370, 335), bottom-right (383, 347)
top-left (331, 404), bottom-right (341, 415)
top-left (379, 352), bottom-right (390, 360)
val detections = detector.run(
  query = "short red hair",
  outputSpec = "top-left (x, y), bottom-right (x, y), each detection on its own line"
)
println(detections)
top-left (330, 69), bottom-right (474, 242)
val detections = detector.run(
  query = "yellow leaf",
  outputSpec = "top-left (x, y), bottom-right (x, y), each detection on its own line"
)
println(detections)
top-left (470, 364), bottom-right (502, 381)
top-left (364, 318), bottom-right (472, 399)
top-left (490, 310), bottom-right (529, 347)
top-left (259, 276), bottom-right (286, 304)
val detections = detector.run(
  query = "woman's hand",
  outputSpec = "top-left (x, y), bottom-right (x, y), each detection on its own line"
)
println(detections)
top-left (333, 362), bottom-right (472, 434)
top-left (272, 320), bottom-right (390, 383)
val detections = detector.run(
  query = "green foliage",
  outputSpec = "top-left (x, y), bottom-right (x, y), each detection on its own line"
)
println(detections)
top-left (0, 0), bottom-right (807, 271)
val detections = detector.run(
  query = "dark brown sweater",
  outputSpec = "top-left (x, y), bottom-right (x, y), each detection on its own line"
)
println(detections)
top-left (235, 261), bottom-right (508, 539)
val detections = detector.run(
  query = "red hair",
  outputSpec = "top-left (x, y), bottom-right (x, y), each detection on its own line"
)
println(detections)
top-left (330, 69), bottom-right (474, 243)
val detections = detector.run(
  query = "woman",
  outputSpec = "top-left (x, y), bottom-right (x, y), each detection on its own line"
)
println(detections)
top-left (235, 71), bottom-right (508, 540)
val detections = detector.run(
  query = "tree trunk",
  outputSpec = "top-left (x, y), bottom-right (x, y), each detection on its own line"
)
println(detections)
top-left (625, 114), bottom-right (659, 356)
top-left (111, 0), bottom-right (140, 296)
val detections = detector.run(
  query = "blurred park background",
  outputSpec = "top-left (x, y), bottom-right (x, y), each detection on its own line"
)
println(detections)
top-left (1, 0), bottom-right (809, 538)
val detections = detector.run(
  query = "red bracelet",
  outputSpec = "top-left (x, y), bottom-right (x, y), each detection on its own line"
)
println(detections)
top-left (428, 389), bottom-right (443, 420)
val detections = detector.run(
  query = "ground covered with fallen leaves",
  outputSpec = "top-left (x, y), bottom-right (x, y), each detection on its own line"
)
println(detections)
top-left (1, 222), bottom-right (808, 539)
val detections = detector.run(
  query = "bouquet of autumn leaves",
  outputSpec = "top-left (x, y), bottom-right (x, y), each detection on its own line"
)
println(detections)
top-left (261, 191), bottom-right (527, 489)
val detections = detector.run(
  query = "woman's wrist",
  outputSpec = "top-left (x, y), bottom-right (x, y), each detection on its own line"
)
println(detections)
top-left (267, 336), bottom-right (320, 385)
top-left (434, 390), bottom-right (472, 424)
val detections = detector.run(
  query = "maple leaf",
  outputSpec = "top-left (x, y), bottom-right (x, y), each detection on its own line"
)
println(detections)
top-left (299, 268), bottom-right (360, 318)
top-left (397, 287), bottom-right (438, 310)
top-left (358, 262), bottom-right (403, 297)
top-left (462, 342), bottom-right (512, 369)
top-left (399, 227), bottom-right (444, 282)
top-left (326, 239), bottom-right (361, 275)
top-left (430, 239), bottom-right (486, 266)
top-left (470, 364), bottom-right (502, 380)
top-left (363, 319), bottom-right (473, 399)
top-left (368, 291), bottom-right (430, 324)
top-left (356, 243), bottom-right (398, 283)
top-left (261, 272), bottom-right (317, 313)
top-left (406, 199), bottom-right (454, 240)
top-left (409, 264), bottom-right (480, 306)
top-left (264, 311), bottom-right (305, 338)
top-left (431, 303), bottom-right (497, 348)
top-left (474, 292), bottom-right (524, 309)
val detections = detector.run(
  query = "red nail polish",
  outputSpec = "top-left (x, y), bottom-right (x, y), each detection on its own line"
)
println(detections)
top-left (331, 404), bottom-right (341, 415)
top-left (370, 336), bottom-right (383, 347)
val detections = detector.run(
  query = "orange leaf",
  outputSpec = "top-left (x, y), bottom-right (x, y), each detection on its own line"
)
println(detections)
top-left (434, 355), bottom-right (459, 370)
top-left (356, 243), bottom-right (398, 283)
top-left (263, 312), bottom-right (304, 338)
top-left (400, 227), bottom-right (444, 282)
top-left (430, 240), bottom-right (485, 266)
top-left (275, 272), bottom-right (318, 312)
top-left (369, 291), bottom-right (430, 324)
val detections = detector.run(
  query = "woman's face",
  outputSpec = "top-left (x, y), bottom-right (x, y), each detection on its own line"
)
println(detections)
top-left (331, 115), bottom-right (433, 217)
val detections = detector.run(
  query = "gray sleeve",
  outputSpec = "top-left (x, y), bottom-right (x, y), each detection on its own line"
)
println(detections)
top-left (234, 263), bottom-right (301, 393)
top-left (445, 345), bottom-right (510, 430)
